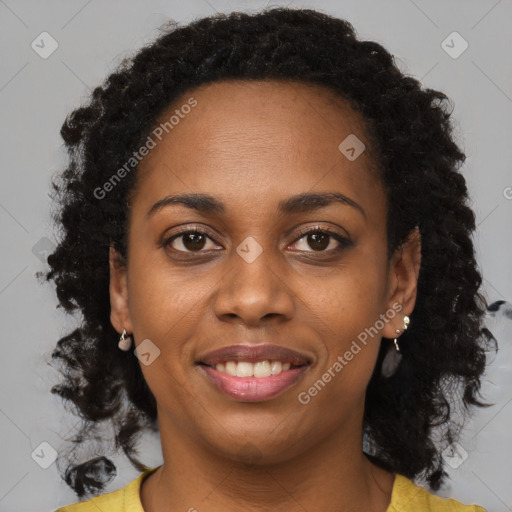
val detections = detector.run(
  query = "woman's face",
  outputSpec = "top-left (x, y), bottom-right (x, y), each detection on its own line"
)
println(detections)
top-left (110, 79), bottom-right (420, 464)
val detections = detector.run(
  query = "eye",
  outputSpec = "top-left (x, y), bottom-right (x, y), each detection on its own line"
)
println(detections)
top-left (290, 227), bottom-right (352, 253)
top-left (162, 226), bottom-right (352, 255)
top-left (163, 228), bottom-right (221, 253)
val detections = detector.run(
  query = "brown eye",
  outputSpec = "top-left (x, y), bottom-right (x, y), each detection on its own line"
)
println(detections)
top-left (305, 232), bottom-right (330, 251)
top-left (164, 230), bottom-right (220, 253)
top-left (291, 228), bottom-right (351, 253)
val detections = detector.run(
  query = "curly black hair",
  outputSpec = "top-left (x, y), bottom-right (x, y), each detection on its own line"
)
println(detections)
top-left (40, 6), bottom-right (495, 499)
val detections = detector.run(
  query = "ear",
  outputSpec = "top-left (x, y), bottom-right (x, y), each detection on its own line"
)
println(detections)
top-left (381, 226), bottom-right (422, 339)
top-left (109, 245), bottom-right (132, 335)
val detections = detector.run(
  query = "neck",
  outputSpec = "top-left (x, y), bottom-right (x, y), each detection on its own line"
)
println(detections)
top-left (140, 406), bottom-right (394, 512)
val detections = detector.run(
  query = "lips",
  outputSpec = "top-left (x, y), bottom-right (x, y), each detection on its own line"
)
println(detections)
top-left (196, 344), bottom-right (312, 402)
top-left (197, 344), bottom-right (312, 367)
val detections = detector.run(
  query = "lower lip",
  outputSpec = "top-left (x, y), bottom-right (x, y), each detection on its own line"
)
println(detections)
top-left (199, 365), bottom-right (308, 402)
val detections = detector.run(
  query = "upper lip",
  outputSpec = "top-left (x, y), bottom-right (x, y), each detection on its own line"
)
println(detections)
top-left (197, 344), bottom-right (313, 367)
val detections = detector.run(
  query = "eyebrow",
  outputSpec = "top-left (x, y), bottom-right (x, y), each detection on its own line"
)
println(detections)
top-left (146, 192), bottom-right (366, 220)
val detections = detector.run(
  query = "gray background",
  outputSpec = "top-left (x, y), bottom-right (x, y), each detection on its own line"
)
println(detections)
top-left (0, 0), bottom-right (511, 511)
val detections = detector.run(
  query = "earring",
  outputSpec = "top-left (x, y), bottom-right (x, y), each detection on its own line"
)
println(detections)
top-left (118, 329), bottom-right (132, 351)
top-left (393, 315), bottom-right (410, 352)
top-left (393, 334), bottom-right (400, 351)
top-left (381, 315), bottom-right (410, 378)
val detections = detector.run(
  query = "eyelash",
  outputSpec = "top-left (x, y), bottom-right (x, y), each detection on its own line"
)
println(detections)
top-left (162, 226), bottom-right (352, 255)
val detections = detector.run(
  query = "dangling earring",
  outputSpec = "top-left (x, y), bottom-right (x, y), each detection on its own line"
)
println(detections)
top-left (393, 315), bottom-right (410, 352)
top-left (118, 329), bottom-right (132, 351)
top-left (381, 315), bottom-right (410, 378)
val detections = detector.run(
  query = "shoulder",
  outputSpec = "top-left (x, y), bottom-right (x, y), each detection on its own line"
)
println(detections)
top-left (53, 485), bottom-right (126, 512)
top-left (54, 466), bottom-right (160, 512)
top-left (387, 474), bottom-right (486, 512)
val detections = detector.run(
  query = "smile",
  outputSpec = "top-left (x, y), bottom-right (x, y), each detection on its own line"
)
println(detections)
top-left (199, 363), bottom-right (309, 402)
top-left (213, 360), bottom-right (292, 377)
top-left (196, 343), bottom-right (312, 402)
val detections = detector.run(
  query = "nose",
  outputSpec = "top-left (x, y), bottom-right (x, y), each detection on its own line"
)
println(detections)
top-left (212, 242), bottom-right (295, 327)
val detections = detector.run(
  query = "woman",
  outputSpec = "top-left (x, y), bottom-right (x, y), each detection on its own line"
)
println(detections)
top-left (46, 7), bottom-right (493, 511)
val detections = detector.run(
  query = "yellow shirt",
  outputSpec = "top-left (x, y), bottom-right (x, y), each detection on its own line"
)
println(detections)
top-left (55, 466), bottom-right (486, 511)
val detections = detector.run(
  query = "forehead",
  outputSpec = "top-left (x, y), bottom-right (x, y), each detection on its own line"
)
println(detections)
top-left (131, 79), bottom-right (384, 221)
top-left (145, 79), bottom-right (371, 164)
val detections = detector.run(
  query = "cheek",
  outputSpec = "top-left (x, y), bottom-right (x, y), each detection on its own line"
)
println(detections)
top-left (126, 246), bottom-right (215, 337)
top-left (302, 252), bottom-right (387, 391)
top-left (298, 288), bottom-right (383, 417)
top-left (308, 253), bottom-right (388, 338)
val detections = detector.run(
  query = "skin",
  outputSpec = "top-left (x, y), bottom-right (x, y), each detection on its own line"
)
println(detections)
top-left (109, 79), bottom-right (421, 511)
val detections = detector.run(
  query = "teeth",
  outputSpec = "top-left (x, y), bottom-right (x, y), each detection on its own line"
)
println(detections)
top-left (270, 361), bottom-right (282, 375)
top-left (214, 360), bottom-right (294, 377)
top-left (254, 360), bottom-right (271, 378)
top-left (225, 361), bottom-right (237, 376)
top-left (236, 362), bottom-right (253, 377)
